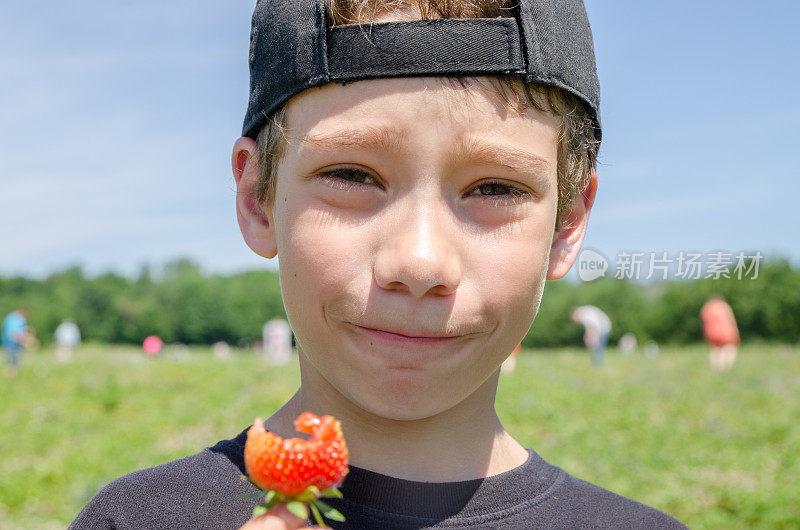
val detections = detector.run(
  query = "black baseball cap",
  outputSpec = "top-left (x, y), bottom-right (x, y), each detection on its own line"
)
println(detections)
top-left (243, 0), bottom-right (600, 141)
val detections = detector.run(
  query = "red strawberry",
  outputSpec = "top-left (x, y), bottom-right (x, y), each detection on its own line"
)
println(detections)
top-left (243, 412), bottom-right (349, 525)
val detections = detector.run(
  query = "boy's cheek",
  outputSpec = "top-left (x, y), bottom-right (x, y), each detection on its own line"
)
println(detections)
top-left (276, 207), bottom-right (366, 320)
top-left (481, 272), bottom-right (546, 350)
top-left (474, 237), bottom-right (552, 349)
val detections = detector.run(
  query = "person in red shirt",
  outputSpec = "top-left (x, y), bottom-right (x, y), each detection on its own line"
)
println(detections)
top-left (700, 295), bottom-right (740, 371)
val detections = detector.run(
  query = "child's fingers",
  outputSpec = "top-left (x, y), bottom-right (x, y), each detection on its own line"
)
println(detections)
top-left (239, 503), bottom-right (314, 529)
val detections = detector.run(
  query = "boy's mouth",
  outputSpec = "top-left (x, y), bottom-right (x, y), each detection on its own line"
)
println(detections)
top-left (351, 324), bottom-right (462, 344)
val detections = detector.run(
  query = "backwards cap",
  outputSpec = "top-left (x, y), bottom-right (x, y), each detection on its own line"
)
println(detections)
top-left (243, 0), bottom-right (600, 141)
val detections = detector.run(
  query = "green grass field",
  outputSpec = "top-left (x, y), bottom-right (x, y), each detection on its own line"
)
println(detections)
top-left (1, 344), bottom-right (798, 529)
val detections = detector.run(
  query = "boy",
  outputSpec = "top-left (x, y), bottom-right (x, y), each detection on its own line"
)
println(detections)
top-left (72, 0), bottom-right (686, 528)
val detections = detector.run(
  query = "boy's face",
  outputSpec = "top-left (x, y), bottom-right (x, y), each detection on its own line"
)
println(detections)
top-left (235, 77), bottom-right (593, 421)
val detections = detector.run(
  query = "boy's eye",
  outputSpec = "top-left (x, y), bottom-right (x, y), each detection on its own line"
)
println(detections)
top-left (318, 168), bottom-right (380, 191)
top-left (467, 181), bottom-right (532, 205)
top-left (475, 182), bottom-right (514, 196)
top-left (316, 169), bottom-right (530, 205)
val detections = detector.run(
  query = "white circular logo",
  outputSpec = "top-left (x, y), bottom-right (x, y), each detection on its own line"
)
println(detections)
top-left (577, 248), bottom-right (608, 282)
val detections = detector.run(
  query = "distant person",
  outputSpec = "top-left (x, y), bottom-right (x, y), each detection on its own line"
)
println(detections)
top-left (54, 319), bottom-right (81, 363)
top-left (618, 332), bottom-right (638, 355)
top-left (142, 335), bottom-right (163, 356)
top-left (701, 295), bottom-right (740, 371)
top-left (212, 341), bottom-right (232, 360)
top-left (501, 343), bottom-right (523, 374)
top-left (262, 317), bottom-right (292, 365)
top-left (571, 305), bottom-right (612, 366)
top-left (2, 308), bottom-right (35, 376)
top-left (643, 342), bottom-right (660, 359)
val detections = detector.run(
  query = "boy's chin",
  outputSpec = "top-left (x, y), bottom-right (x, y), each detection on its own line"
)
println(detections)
top-left (358, 400), bottom-right (448, 422)
top-left (345, 381), bottom-right (465, 422)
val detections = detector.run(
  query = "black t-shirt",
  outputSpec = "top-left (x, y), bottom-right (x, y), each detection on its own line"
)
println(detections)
top-left (70, 427), bottom-right (686, 529)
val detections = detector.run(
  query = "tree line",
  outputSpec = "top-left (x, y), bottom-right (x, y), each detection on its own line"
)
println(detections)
top-left (1, 258), bottom-right (798, 348)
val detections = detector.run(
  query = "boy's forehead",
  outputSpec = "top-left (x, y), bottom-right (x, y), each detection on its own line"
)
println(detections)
top-left (278, 78), bottom-right (558, 181)
top-left (283, 77), bottom-right (559, 149)
top-left (289, 76), bottom-right (509, 117)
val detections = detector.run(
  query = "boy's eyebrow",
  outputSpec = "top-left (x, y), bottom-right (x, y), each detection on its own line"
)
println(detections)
top-left (299, 126), bottom-right (409, 153)
top-left (452, 136), bottom-right (553, 178)
top-left (299, 127), bottom-right (552, 177)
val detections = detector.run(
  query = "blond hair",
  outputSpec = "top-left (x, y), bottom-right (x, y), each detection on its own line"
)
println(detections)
top-left (256, 0), bottom-right (599, 231)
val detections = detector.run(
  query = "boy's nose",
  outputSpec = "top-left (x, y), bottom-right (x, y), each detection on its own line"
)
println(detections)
top-left (373, 203), bottom-right (461, 298)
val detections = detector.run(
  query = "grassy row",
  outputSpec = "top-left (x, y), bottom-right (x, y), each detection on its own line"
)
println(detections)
top-left (1, 344), bottom-right (798, 528)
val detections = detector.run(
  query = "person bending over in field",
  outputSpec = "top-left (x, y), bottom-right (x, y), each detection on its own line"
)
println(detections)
top-left (701, 295), bottom-right (740, 371)
top-left (571, 305), bottom-right (612, 366)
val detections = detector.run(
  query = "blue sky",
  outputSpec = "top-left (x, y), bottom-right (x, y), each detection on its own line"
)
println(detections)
top-left (1, 0), bottom-right (797, 278)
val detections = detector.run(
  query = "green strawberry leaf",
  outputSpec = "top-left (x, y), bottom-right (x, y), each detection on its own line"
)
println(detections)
top-left (309, 502), bottom-right (325, 527)
top-left (296, 485), bottom-right (322, 503)
top-left (264, 490), bottom-right (277, 507)
top-left (252, 504), bottom-right (269, 518)
top-left (321, 487), bottom-right (343, 498)
top-left (306, 485), bottom-right (320, 497)
top-left (286, 501), bottom-right (309, 520)
top-left (314, 500), bottom-right (346, 522)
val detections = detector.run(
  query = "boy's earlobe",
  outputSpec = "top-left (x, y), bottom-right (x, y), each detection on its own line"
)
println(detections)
top-left (232, 137), bottom-right (278, 259)
top-left (546, 169), bottom-right (598, 280)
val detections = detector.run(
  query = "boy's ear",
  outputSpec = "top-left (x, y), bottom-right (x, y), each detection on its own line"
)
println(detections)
top-left (232, 137), bottom-right (278, 259)
top-left (546, 169), bottom-right (598, 280)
